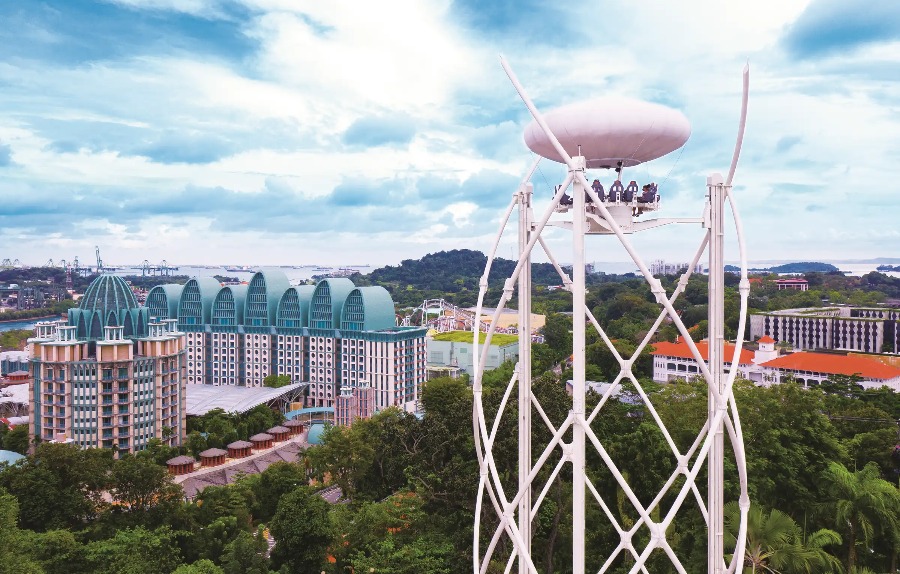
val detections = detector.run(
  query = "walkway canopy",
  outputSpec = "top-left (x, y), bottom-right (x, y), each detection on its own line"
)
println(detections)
top-left (186, 382), bottom-right (308, 416)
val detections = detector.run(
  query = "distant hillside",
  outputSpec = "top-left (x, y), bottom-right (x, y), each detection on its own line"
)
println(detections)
top-left (726, 262), bottom-right (840, 274)
top-left (361, 249), bottom-right (568, 292)
top-left (766, 262), bottom-right (839, 273)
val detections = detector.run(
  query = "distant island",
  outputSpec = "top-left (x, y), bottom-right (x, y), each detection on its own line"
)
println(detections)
top-left (876, 264), bottom-right (900, 272)
top-left (725, 262), bottom-right (840, 273)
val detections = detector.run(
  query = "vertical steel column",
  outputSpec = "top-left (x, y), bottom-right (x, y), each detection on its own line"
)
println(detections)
top-left (571, 157), bottom-right (587, 574)
top-left (707, 173), bottom-right (726, 574)
top-left (518, 182), bottom-right (533, 574)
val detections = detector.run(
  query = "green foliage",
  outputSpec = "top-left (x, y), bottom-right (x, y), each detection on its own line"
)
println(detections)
top-left (269, 487), bottom-right (333, 573)
top-left (0, 329), bottom-right (34, 351)
top-left (1, 424), bottom-right (29, 454)
top-left (31, 529), bottom-right (88, 574)
top-left (735, 382), bottom-right (846, 517)
top-left (84, 526), bottom-right (182, 574)
top-left (542, 312), bottom-right (572, 363)
top-left (0, 442), bottom-right (114, 531)
top-left (262, 374), bottom-right (292, 388)
top-left (819, 461), bottom-right (900, 572)
top-left (359, 249), bottom-right (568, 307)
top-left (109, 453), bottom-right (183, 513)
top-left (330, 492), bottom-right (453, 574)
top-left (220, 526), bottom-right (270, 574)
top-left (723, 501), bottom-right (843, 574)
top-left (246, 461), bottom-right (307, 522)
top-left (172, 559), bottom-right (224, 574)
top-left (0, 489), bottom-right (42, 574)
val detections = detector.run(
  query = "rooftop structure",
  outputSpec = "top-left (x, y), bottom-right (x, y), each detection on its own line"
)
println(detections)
top-left (427, 331), bottom-right (519, 375)
top-left (184, 382), bottom-right (308, 416)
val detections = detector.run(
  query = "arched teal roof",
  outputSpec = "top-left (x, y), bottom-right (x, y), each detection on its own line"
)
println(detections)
top-left (79, 274), bottom-right (138, 312)
top-left (178, 277), bottom-right (221, 327)
top-left (276, 288), bottom-right (302, 329)
top-left (146, 284), bottom-right (183, 320)
top-left (310, 278), bottom-right (355, 330)
top-left (341, 286), bottom-right (396, 331)
top-left (245, 270), bottom-right (290, 327)
top-left (211, 285), bottom-right (247, 326)
top-left (69, 274), bottom-right (146, 340)
top-left (276, 285), bottom-right (314, 328)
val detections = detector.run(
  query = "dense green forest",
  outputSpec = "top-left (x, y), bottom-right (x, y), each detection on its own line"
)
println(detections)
top-left (2, 256), bottom-right (899, 573)
top-left (1, 374), bottom-right (897, 573)
top-left (350, 249), bottom-right (572, 308)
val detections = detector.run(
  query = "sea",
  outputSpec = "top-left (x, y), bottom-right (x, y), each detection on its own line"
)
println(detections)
top-left (2, 261), bottom-right (896, 334)
top-left (591, 260), bottom-right (900, 279)
top-left (0, 265), bottom-right (371, 334)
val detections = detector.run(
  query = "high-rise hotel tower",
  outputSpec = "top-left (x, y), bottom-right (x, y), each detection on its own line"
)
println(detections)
top-left (29, 274), bottom-right (186, 453)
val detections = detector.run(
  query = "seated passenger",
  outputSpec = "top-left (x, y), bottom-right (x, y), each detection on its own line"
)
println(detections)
top-left (624, 180), bottom-right (639, 202)
top-left (560, 192), bottom-right (573, 206)
top-left (638, 183), bottom-right (658, 203)
top-left (591, 179), bottom-right (605, 201)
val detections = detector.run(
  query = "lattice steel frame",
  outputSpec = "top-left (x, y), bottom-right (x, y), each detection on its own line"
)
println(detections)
top-left (472, 59), bottom-right (752, 574)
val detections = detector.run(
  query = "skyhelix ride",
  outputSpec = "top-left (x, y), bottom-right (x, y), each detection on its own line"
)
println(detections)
top-left (472, 58), bottom-right (752, 574)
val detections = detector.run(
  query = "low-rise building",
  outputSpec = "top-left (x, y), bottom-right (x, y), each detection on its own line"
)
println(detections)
top-left (427, 331), bottom-right (519, 375)
top-left (651, 335), bottom-right (900, 391)
top-left (773, 278), bottom-right (809, 291)
top-left (652, 340), bottom-right (755, 383)
top-left (750, 306), bottom-right (899, 354)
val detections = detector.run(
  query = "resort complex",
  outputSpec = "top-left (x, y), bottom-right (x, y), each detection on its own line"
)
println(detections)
top-left (21, 271), bottom-right (428, 452)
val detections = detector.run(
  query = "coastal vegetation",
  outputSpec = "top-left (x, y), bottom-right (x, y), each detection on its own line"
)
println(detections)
top-left (0, 376), bottom-right (897, 573)
top-left (1, 253), bottom-right (899, 572)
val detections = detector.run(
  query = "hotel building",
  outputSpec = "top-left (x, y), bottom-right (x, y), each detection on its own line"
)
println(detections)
top-left (28, 275), bottom-right (187, 453)
top-left (652, 335), bottom-right (900, 391)
top-left (146, 270), bottom-right (428, 415)
top-left (750, 306), bottom-right (899, 354)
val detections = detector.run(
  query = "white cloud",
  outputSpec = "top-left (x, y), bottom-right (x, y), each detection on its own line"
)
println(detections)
top-left (0, 0), bottom-right (898, 267)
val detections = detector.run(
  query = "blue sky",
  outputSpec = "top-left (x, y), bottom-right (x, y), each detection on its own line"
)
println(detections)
top-left (0, 0), bottom-right (898, 267)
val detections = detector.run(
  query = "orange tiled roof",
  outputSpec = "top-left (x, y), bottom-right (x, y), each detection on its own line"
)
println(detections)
top-left (651, 340), bottom-right (754, 365)
top-left (761, 352), bottom-right (900, 380)
top-left (757, 335), bottom-right (775, 344)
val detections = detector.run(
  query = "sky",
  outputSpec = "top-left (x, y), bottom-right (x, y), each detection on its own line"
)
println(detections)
top-left (1, 0), bottom-right (898, 269)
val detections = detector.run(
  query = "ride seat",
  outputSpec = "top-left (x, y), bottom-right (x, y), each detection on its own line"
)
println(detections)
top-left (609, 181), bottom-right (625, 203)
top-left (624, 181), bottom-right (639, 202)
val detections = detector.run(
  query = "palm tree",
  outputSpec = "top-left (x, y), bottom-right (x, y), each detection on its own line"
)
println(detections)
top-left (724, 501), bottom-right (843, 574)
top-left (819, 461), bottom-right (900, 573)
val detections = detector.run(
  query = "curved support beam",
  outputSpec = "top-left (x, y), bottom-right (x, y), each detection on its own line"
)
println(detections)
top-left (726, 64), bottom-right (749, 187)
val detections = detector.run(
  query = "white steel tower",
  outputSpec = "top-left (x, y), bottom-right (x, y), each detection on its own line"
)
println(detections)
top-left (472, 59), bottom-right (752, 574)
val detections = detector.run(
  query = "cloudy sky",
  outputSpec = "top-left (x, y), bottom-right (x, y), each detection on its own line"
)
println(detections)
top-left (1, 0), bottom-right (898, 269)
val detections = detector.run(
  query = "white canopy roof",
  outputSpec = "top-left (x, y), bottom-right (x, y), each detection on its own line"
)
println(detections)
top-left (186, 382), bottom-right (308, 416)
